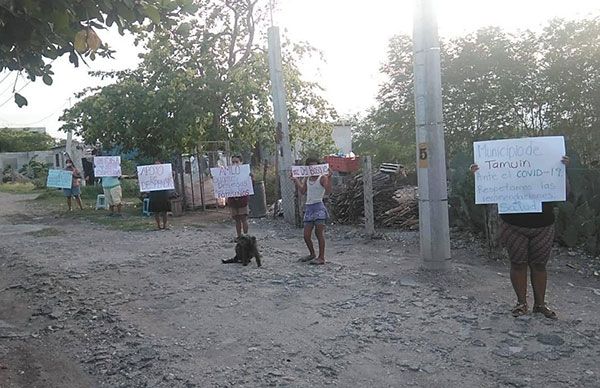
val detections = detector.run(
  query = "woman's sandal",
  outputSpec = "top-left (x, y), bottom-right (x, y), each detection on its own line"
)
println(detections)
top-left (533, 304), bottom-right (558, 320)
top-left (299, 255), bottom-right (315, 262)
top-left (511, 302), bottom-right (528, 317)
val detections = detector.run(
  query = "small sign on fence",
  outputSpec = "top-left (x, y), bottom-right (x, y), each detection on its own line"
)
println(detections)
top-left (94, 156), bottom-right (121, 177)
top-left (210, 164), bottom-right (254, 198)
top-left (291, 163), bottom-right (329, 178)
top-left (474, 136), bottom-right (566, 213)
top-left (46, 169), bottom-right (73, 189)
top-left (137, 163), bottom-right (175, 192)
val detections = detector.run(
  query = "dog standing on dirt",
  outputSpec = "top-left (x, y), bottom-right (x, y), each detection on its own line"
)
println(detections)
top-left (222, 235), bottom-right (261, 267)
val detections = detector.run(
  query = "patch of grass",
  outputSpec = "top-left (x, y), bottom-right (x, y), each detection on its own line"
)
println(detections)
top-left (34, 188), bottom-right (63, 200)
top-left (27, 227), bottom-right (63, 237)
top-left (61, 198), bottom-right (151, 231)
top-left (79, 185), bottom-right (104, 200)
top-left (85, 210), bottom-right (151, 231)
top-left (0, 182), bottom-right (37, 193)
top-left (31, 190), bottom-right (151, 232)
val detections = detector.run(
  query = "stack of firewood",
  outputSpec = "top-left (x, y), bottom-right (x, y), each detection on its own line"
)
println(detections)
top-left (329, 172), bottom-right (419, 229)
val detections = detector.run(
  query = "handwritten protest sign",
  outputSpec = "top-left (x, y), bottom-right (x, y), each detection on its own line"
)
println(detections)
top-left (210, 164), bottom-right (254, 198)
top-left (291, 163), bottom-right (329, 178)
top-left (46, 169), bottom-right (73, 189)
top-left (137, 163), bottom-right (175, 192)
top-left (94, 156), bottom-right (121, 177)
top-left (474, 136), bottom-right (566, 212)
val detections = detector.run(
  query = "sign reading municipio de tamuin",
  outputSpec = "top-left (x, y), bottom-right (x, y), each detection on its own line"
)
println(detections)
top-left (473, 136), bottom-right (566, 213)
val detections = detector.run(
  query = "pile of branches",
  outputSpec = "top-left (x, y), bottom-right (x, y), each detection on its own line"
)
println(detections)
top-left (2, 166), bottom-right (30, 184)
top-left (329, 171), bottom-right (418, 229)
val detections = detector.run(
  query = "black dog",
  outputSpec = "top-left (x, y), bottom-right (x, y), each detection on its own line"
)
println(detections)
top-left (222, 235), bottom-right (261, 267)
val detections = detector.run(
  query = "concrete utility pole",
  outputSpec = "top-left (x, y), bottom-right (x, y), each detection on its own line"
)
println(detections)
top-left (268, 26), bottom-right (297, 225)
top-left (413, 0), bottom-right (450, 270)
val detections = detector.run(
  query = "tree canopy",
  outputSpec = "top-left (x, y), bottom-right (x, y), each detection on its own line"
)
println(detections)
top-left (354, 17), bottom-right (600, 168)
top-left (0, 0), bottom-right (197, 106)
top-left (60, 0), bottom-right (336, 160)
top-left (0, 128), bottom-right (56, 152)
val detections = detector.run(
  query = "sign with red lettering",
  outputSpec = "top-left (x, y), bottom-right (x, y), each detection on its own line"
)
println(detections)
top-left (291, 163), bottom-right (329, 178)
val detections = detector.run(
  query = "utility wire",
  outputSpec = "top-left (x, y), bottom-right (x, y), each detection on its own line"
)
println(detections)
top-left (0, 98), bottom-right (70, 127)
top-left (0, 79), bottom-right (33, 109)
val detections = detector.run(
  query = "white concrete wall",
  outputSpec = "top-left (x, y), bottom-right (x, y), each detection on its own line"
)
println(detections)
top-left (0, 151), bottom-right (55, 171)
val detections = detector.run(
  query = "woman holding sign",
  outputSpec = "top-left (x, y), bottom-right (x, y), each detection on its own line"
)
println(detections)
top-left (291, 157), bottom-right (333, 265)
top-left (470, 155), bottom-right (569, 319)
top-left (63, 159), bottom-right (84, 211)
top-left (227, 155), bottom-right (252, 238)
top-left (148, 160), bottom-right (171, 230)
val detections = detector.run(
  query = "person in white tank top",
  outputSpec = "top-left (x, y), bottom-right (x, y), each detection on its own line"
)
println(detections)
top-left (291, 157), bottom-right (332, 265)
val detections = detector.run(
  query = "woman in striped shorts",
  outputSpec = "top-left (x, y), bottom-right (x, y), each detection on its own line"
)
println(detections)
top-left (471, 155), bottom-right (570, 319)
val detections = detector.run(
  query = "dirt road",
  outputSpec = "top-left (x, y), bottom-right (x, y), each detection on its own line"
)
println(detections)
top-left (1, 192), bottom-right (599, 387)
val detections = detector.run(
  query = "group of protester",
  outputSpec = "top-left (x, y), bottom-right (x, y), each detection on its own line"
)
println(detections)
top-left (61, 149), bottom-right (570, 319)
top-left (62, 158), bottom-right (169, 229)
top-left (62, 158), bottom-right (122, 215)
top-left (226, 155), bottom-right (333, 266)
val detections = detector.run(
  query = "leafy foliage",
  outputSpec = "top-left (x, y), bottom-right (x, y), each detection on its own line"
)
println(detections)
top-left (355, 18), bottom-right (600, 169)
top-left (0, 0), bottom-right (197, 106)
top-left (353, 35), bottom-right (415, 167)
top-left (60, 0), bottom-right (336, 160)
top-left (18, 158), bottom-right (51, 188)
top-left (357, 17), bottom-right (600, 254)
top-left (0, 129), bottom-right (57, 151)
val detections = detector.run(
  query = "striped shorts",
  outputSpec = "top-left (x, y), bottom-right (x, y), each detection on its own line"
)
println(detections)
top-left (498, 221), bottom-right (555, 265)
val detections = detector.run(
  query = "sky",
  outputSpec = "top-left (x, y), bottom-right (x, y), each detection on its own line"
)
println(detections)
top-left (0, 0), bottom-right (599, 139)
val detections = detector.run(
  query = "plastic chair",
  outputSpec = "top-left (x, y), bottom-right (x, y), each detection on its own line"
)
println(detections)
top-left (142, 198), bottom-right (151, 216)
top-left (95, 194), bottom-right (107, 210)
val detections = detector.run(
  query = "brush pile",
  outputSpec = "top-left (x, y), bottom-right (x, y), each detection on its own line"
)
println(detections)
top-left (329, 171), bottom-right (419, 229)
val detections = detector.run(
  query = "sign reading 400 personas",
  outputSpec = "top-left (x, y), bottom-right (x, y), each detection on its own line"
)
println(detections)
top-left (137, 163), bottom-right (175, 192)
top-left (473, 136), bottom-right (566, 212)
top-left (94, 156), bottom-right (121, 177)
top-left (210, 164), bottom-right (254, 198)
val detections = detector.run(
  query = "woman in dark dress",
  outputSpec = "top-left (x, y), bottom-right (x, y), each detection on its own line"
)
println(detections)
top-left (470, 155), bottom-right (570, 319)
top-left (148, 160), bottom-right (171, 230)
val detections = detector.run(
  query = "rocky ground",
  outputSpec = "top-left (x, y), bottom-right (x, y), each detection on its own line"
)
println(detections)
top-left (0, 191), bottom-right (599, 388)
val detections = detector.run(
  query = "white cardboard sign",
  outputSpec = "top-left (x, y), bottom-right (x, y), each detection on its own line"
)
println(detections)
top-left (94, 156), bottom-right (122, 177)
top-left (137, 163), bottom-right (175, 192)
top-left (473, 136), bottom-right (566, 212)
top-left (210, 164), bottom-right (254, 198)
top-left (291, 163), bottom-right (329, 178)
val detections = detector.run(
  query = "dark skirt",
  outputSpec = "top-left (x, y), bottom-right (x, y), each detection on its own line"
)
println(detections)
top-left (148, 190), bottom-right (171, 213)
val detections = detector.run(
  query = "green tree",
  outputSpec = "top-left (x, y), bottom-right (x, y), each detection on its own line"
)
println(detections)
top-left (353, 35), bottom-right (415, 167)
top-left (539, 18), bottom-right (600, 166)
top-left (0, 129), bottom-right (56, 152)
top-left (356, 17), bottom-right (600, 168)
top-left (60, 0), bottom-right (336, 160)
top-left (0, 0), bottom-right (197, 106)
